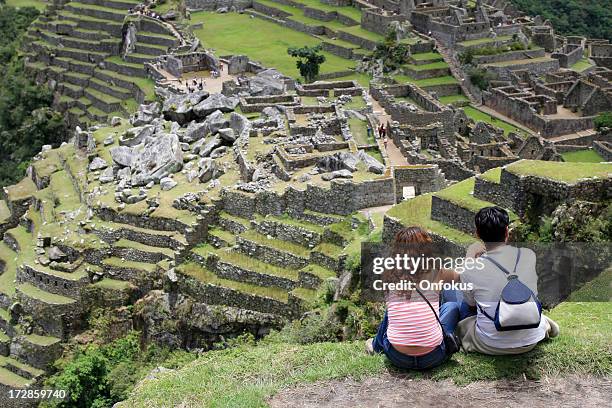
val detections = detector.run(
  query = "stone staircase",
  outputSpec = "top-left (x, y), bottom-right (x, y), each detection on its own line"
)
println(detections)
top-left (23, 0), bottom-right (180, 127)
top-left (434, 39), bottom-right (480, 105)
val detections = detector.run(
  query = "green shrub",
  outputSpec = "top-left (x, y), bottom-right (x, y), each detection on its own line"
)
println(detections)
top-left (468, 67), bottom-right (493, 90)
top-left (594, 111), bottom-right (612, 130)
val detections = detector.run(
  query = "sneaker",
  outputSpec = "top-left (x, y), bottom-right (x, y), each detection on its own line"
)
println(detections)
top-left (365, 338), bottom-right (375, 355)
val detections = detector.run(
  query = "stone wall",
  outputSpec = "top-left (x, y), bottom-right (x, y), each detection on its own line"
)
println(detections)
top-left (392, 165), bottom-right (446, 202)
top-left (473, 48), bottom-right (545, 65)
top-left (593, 141), bottom-right (612, 161)
top-left (221, 176), bottom-right (395, 218)
top-left (186, 0), bottom-right (253, 10)
top-left (485, 58), bottom-right (560, 81)
top-left (361, 9), bottom-right (407, 36)
top-left (551, 45), bottom-right (583, 68)
top-left (430, 196), bottom-right (475, 234)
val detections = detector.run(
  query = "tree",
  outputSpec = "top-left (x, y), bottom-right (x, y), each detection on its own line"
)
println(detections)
top-left (287, 45), bottom-right (326, 83)
top-left (594, 111), bottom-right (612, 130)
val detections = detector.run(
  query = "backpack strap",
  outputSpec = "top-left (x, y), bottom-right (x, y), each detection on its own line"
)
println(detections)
top-left (477, 247), bottom-right (522, 321)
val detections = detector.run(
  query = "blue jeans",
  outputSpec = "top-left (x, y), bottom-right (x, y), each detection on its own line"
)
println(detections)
top-left (372, 290), bottom-right (473, 370)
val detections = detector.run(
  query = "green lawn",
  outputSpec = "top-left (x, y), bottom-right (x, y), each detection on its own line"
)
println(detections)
top-left (255, 0), bottom-right (347, 30)
top-left (434, 177), bottom-right (517, 219)
top-left (506, 160), bottom-right (612, 183)
top-left (293, 0), bottom-right (362, 21)
top-left (386, 194), bottom-right (477, 245)
top-left (404, 61), bottom-right (449, 71)
top-left (463, 106), bottom-right (526, 136)
top-left (190, 12), bottom-right (356, 79)
top-left (124, 267), bottom-right (611, 407)
top-left (459, 35), bottom-right (513, 47)
top-left (4, 0), bottom-right (47, 10)
top-left (348, 118), bottom-right (372, 146)
top-left (438, 94), bottom-right (469, 105)
top-left (570, 58), bottom-right (593, 73)
top-left (561, 149), bottom-right (604, 163)
top-left (410, 52), bottom-right (444, 62)
top-left (479, 167), bottom-right (502, 183)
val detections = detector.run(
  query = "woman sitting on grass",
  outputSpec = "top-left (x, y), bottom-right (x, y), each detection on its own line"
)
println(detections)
top-left (366, 227), bottom-right (462, 370)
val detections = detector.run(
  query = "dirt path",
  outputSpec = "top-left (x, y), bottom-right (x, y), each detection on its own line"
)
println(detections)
top-left (269, 374), bottom-right (611, 408)
top-left (371, 98), bottom-right (408, 166)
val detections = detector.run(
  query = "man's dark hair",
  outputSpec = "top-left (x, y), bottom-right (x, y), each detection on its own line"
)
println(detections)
top-left (475, 206), bottom-right (510, 243)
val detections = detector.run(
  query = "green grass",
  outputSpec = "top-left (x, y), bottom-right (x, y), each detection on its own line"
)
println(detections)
top-left (314, 242), bottom-right (343, 259)
top-left (241, 230), bottom-right (310, 258)
top-left (299, 264), bottom-right (336, 280)
top-left (434, 177), bottom-right (517, 219)
top-left (292, 0), bottom-right (362, 21)
top-left (561, 149), bottom-right (604, 163)
top-left (570, 57), bottom-right (593, 73)
top-left (410, 52), bottom-right (444, 62)
top-left (463, 106), bottom-right (526, 136)
top-left (348, 117), bottom-right (373, 146)
top-left (190, 12), bottom-right (355, 80)
top-left (191, 12), bottom-right (355, 78)
top-left (255, 0), bottom-right (348, 30)
top-left (93, 278), bottom-right (133, 291)
top-left (209, 228), bottom-right (237, 246)
top-left (219, 211), bottom-right (251, 229)
top-left (484, 57), bottom-right (553, 68)
top-left (0, 367), bottom-right (32, 388)
top-left (0, 200), bottom-right (9, 224)
top-left (260, 214), bottom-right (325, 234)
top-left (459, 35), bottom-right (513, 47)
top-left (5, 0), bottom-right (46, 10)
top-left (4, 177), bottom-right (36, 202)
top-left (339, 24), bottom-right (384, 43)
top-left (478, 167), bottom-right (502, 183)
top-left (0, 241), bottom-right (17, 298)
top-left (438, 94), bottom-right (469, 105)
top-left (404, 61), bottom-right (449, 71)
top-left (506, 160), bottom-right (612, 183)
top-left (25, 333), bottom-right (60, 346)
top-left (102, 257), bottom-right (158, 273)
top-left (176, 262), bottom-right (289, 302)
top-left (17, 283), bottom-right (76, 305)
top-left (113, 239), bottom-right (175, 259)
top-left (124, 271), bottom-right (612, 406)
top-left (215, 248), bottom-right (300, 281)
top-left (386, 194), bottom-right (477, 245)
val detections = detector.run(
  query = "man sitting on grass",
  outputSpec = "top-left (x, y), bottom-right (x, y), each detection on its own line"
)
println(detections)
top-left (458, 206), bottom-right (559, 355)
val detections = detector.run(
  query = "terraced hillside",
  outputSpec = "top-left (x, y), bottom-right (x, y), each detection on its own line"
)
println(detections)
top-left (22, 0), bottom-right (180, 126)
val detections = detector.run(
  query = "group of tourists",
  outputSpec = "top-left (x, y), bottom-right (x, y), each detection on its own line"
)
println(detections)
top-left (182, 78), bottom-right (206, 93)
top-left (366, 206), bottom-right (559, 370)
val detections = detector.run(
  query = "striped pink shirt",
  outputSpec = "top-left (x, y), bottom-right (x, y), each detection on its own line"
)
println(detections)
top-left (386, 290), bottom-right (443, 349)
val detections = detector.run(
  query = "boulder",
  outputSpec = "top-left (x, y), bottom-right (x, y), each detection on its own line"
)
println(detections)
top-left (229, 111), bottom-right (251, 139)
top-left (110, 146), bottom-right (135, 168)
top-left (248, 69), bottom-right (286, 95)
top-left (193, 94), bottom-right (238, 118)
top-left (89, 157), bottom-right (108, 171)
top-left (210, 146), bottom-right (228, 158)
top-left (103, 135), bottom-right (114, 146)
top-left (217, 128), bottom-right (236, 143)
top-left (205, 110), bottom-right (229, 135)
top-left (160, 177), bottom-right (178, 191)
top-left (47, 246), bottom-right (66, 261)
top-left (357, 150), bottom-right (385, 174)
top-left (198, 158), bottom-right (220, 183)
top-left (130, 133), bottom-right (184, 186)
top-left (120, 125), bottom-right (156, 147)
top-left (180, 120), bottom-right (208, 143)
top-left (111, 116), bottom-right (122, 126)
top-left (162, 90), bottom-right (209, 125)
top-left (317, 152), bottom-right (358, 173)
top-left (132, 102), bottom-right (161, 127)
top-left (321, 169), bottom-right (354, 181)
top-left (198, 135), bottom-right (223, 157)
top-left (99, 167), bottom-right (114, 184)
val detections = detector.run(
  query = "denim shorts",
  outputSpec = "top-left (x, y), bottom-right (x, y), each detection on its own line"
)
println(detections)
top-left (373, 312), bottom-right (449, 370)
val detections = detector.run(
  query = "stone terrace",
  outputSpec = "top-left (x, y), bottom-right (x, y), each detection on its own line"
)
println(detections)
top-left (23, 0), bottom-right (180, 126)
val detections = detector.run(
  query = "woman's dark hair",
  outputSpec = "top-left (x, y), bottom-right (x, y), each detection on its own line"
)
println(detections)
top-left (474, 206), bottom-right (510, 243)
